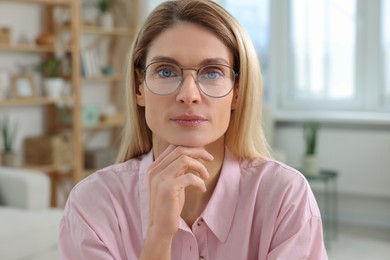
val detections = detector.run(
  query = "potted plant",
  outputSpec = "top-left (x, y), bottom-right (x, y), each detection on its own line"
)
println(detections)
top-left (36, 55), bottom-right (65, 98)
top-left (302, 122), bottom-right (319, 176)
top-left (1, 116), bottom-right (17, 166)
top-left (97, 0), bottom-right (115, 28)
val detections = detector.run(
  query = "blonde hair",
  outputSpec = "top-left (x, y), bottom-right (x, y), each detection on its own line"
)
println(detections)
top-left (116, 0), bottom-right (270, 162)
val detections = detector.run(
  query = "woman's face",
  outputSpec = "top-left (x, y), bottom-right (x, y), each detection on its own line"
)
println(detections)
top-left (137, 22), bottom-right (237, 150)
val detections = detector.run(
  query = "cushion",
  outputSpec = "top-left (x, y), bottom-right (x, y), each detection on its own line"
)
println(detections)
top-left (0, 206), bottom-right (63, 260)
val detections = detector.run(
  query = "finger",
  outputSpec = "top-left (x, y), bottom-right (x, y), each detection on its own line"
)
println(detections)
top-left (153, 144), bottom-right (177, 165)
top-left (174, 146), bottom-right (214, 161)
top-left (165, 155), bottom-right (210, 180)
top-left (151, 146), bottom-right (214, 176)
top-left (175, 173), bottom-right (207, 192)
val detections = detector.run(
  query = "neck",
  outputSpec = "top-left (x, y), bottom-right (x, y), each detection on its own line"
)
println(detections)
top-left (181, 139), bottom-right (225, 227)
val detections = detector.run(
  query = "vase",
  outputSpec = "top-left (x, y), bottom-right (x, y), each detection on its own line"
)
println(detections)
top-left (2, 152), bottom-right (17, 167)
top-left (99, 12), bottom-right (114, 29)
top-left (43, 78), bottom-right (65, 98)
top-left (302, 155), bottom-right (319, 176)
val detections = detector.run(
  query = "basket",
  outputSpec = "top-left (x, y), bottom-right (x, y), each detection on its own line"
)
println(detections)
top-left (0, 27), bottom-right (10, 44)
top-left (24, 133), bottom-right (73, 166)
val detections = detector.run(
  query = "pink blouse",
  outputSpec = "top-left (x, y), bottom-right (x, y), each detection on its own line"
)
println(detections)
top-left (60, 149), bottom-right (328, 259)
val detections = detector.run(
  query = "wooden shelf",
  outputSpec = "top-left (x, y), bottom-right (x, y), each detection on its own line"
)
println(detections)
top-left (21, 164), bottom-right (73, 174)
top-left (0, 0), bottom-right (72, 6)
top-left (0, 44), bottom-right (71, 53)
top-left (82, 25), bottom-right (134, 36)
top-left (83, 118), bottom-right (125, 130)
top-left (82, 74), bottom-right (125, 83)
top-left (0, 97), bottom-right (58, 106)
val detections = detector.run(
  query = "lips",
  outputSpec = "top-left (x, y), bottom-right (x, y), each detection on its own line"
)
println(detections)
top-left (171, 114), bottom-right (207, 127)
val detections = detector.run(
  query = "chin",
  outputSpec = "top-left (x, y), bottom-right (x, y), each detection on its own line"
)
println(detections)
top-left (168, 136), bottom-right (213, 147)
top-left (171, 140), bottom-right (208, 147)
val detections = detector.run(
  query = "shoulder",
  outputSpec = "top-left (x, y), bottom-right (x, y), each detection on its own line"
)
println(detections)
top-left (238, 157), bottom-right (320, 217)
top-left (240, 157), bottom-right (307, 189)
top-left (64, 156), bottom-right (144, 214)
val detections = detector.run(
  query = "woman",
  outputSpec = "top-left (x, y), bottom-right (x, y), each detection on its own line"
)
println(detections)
top-left (60, 1), bottom-right (328, 259)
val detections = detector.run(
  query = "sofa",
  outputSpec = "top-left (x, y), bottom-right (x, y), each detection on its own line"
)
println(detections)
top-left (0, 167), bottom-right (63, 260)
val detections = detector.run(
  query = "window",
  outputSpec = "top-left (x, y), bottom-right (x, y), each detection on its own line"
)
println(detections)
top-left (291, 0), bottom-right (356, 101)
top-left (382, 0), bottom-right (390, 105)
top-left (268, 0), bottom-right (390, 115)
top-left (224, 0), bottom-right (389, 116)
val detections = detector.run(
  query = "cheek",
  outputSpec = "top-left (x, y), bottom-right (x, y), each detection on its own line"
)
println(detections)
top-left (216, 98), bottom-right (234, 128)
top-left (143, 93), bottom-right (170, 127)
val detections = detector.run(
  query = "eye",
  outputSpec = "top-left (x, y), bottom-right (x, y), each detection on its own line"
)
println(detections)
top-left (155, 64), bottom-right (180, 78)
top-left (158, 68), bottom-right (174, 78)
top-left (200, 66), bottom-right (224, 80)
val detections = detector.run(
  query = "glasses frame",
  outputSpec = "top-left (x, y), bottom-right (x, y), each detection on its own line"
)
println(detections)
top-left (143, 61), bottom-right (238, 98)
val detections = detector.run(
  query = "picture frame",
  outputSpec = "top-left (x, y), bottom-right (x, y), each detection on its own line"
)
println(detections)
top-left (11, 74), bottom-right (36, 98)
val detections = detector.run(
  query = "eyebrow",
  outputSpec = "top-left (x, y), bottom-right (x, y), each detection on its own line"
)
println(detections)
top-left (148, 56), bottom-right (231, 67)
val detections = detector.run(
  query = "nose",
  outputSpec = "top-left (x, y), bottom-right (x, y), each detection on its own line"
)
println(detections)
top-left (176, 70), bottom-right (202, 105)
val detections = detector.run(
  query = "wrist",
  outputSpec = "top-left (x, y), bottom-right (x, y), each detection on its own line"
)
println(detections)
top-left (140, 227), bottom-right (174, 260)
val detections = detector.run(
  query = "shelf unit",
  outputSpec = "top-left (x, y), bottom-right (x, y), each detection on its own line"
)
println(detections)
top-left (0, 0), bottom-right (81, 206)
top-left (0, 43), bottom-right (71, 53)
top-left (0, 0), bottom-right (138, 204)
top-left (79, 0), bottom-right (138, 176)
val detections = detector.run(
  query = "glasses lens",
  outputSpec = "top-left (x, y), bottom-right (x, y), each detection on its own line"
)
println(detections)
top-left (198, 65), bottom-right (235, 97)
top-left (144, 62), bottom-right (182, 95)
top-left (144, 62), bottom-right (236, 97)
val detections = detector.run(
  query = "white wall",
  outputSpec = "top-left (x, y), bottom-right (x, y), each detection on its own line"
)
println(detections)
top-left (275, 122), bottom-right (390, 228)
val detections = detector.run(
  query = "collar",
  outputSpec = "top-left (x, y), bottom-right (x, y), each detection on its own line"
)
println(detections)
top-left (139, 150), bottom-right (153, 240)
top-left (139, 148), bottom-right (241, 242)
top-left (201, 148), bottom-right (240, 242)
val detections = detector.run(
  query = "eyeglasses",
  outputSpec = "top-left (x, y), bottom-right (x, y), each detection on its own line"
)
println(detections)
top-left (143, 62), bottom-right (238, 98)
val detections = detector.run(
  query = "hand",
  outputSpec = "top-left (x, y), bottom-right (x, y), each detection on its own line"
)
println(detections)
top-left (147, 145), bottom-right (214, 238)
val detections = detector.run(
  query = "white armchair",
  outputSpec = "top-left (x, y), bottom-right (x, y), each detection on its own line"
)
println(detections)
top-left (0, 167), bottom-right (63, 260)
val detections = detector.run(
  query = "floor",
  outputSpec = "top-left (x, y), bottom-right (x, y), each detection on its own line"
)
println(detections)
top-left (327, 224), bottom-right (390, 260)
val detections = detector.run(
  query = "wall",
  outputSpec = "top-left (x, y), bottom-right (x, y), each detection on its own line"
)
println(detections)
top-left (274, 121), bottom-right (390, 228)
top-left (0, 4), bottom-right (45, 165)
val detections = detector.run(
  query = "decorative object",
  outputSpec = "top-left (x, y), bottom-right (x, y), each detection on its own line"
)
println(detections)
top-left (82, 105), bottom-right (100, 126)
top-left (36, 55), bottom-right (65, 98)
top-left (36, 6), bottom-right (56, 46)
top-left (11, 72), bottom-right (36, 98)
top-left (82, 1), bottom-right (99, 26)
top-left (97, 0), bottom-right (115, 28)
top-left (1, 116), bottom-right (18, 167)
top-left (302, 122), bottom-right (319, 176)
top-left (0, 27), bottom-right (11, 44)
top-left (100, 105), bottom-right (124, 125)
top-left (24, 133), bottom-right (73, 166)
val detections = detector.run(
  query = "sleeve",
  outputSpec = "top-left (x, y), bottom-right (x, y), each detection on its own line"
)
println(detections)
top-left (266, 173), bottom-right (328, 260)
top-left (59, 214), bottom-right (115, 260)
top-left (58, 178), bottom-right (124, 260)
top-left (267, 216), bottom-right (328, 259)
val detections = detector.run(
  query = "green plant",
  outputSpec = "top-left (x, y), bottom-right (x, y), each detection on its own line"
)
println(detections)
top-left (36, 56), bottom-right (63, 78)
top-left (1, 116), bottom-right (17, 154)
top-left (98, 0), bottom-right (114, 13)
top-left (304, 122), bottom-right (319, 155)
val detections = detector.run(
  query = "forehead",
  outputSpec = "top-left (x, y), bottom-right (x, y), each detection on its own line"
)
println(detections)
top-left (146, 22), bottom-right (233, 66)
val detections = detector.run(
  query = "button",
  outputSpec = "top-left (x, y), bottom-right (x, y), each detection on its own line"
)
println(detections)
top-left (197, 218), bottom-right (204, 226)
top-left (199, 256), bottom-right (205, 259)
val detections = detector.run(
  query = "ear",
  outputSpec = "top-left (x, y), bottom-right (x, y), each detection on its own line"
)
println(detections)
top-left (136, 70), bottom-right (145, 107)
top-left (231, 85), bottom-right (239, 110)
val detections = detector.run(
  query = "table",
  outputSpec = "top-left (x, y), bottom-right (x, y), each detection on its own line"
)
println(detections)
top-left (303, 169), bottom-right (339, 246)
